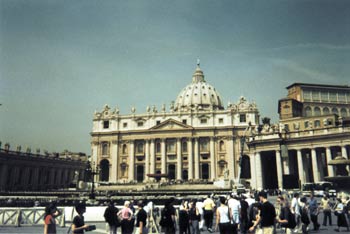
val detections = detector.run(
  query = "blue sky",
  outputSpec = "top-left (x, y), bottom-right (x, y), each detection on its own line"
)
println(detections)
top-left (1, 0), bottom-right (349, 154)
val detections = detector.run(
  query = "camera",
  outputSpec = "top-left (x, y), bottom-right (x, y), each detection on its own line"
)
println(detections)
top-left (85, 225), bottom-right (96, 231)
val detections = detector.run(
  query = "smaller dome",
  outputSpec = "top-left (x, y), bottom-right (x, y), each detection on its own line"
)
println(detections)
top-left (174, 64), bottom-right (224, 111)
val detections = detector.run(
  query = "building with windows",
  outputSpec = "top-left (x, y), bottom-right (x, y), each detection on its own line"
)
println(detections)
top-left (91, 64), bottom-right (259, 184)
top-left (247, 83), bottom-right (350, 189)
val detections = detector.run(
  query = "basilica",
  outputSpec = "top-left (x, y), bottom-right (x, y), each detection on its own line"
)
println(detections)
top-left (91, 63), bottom-right (258, 184)
top-left (91, 64), bottom-right (350, 190)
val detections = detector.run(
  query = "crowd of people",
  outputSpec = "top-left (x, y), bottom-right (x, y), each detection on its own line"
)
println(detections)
top-left (37, 190), bottom-right (350, 234)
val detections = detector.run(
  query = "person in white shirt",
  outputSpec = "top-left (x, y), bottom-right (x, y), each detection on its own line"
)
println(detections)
top-left (196, 198), bottom-right (204, 231)
top-left (291, 193), bottom-right (302, 233)
top-left (227, 193), bottom-right (241, 225)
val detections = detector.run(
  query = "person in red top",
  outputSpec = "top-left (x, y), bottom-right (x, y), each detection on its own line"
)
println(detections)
top-left (44, 203), bottom-right (61, 234)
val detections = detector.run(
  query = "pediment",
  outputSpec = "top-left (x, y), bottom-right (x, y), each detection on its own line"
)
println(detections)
top-left (150, 119), bottom-right (193, 130)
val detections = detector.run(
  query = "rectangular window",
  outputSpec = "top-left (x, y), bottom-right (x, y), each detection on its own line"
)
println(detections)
top-left (123, 122), bottom-right (128, 128)
top-left (219, 118), bottom-right (224, 124)
top-left (182, 119), bottom-right (187, 124)
top-left (200, 139), bottom-right (209, 152)
top-left (156, 120), bottom-right (161, 125)
top-left (137, 122), bottom-right (144, 127)
top-left (103, 121), bottom-right (109, 129)
top-left (321, 91), bottom-right (329, 102)
top-left (312, 90), bottom-right (320, 102)
top-left (239, 114), bottom-right (246, 123)
top-left (200, 118), bottom-right (207, 124)
top-left (303, 90), bottom-right (312, 101)
top-left (329, 92), bottom-right (337, 102)
top-left (338, 92), bottom-right (346, 102)
top-left (304, 121), bottom-right (309, 129)
top-left (166, 140), bottom-right (176, 153)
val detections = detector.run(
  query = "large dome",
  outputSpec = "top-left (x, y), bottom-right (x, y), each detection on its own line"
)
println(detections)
top-left (174, 64), bottom-right (224, 111)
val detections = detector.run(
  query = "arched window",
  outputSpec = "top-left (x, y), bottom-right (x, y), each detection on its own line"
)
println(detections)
top-left (332, 107), bottom-right (339, 115)
top-left (102, 143), bottom-right (109, 156)
top-left (340, 108), bottom-right (348, 117)
top-left (219, 141), bottom-right (225, 151)
top-left (304, 106), bottom-right (312, 117)
top-left (314, 107), bottom-right (321, 116)
top-left (323, 107), bottom-right (330, 115)
top-left (314, 120), bottom-right (321, 128)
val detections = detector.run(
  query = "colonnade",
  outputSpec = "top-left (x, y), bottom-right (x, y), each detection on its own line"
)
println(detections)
top-left (250, 144), bottom-right (349, 189)
top-left (126, 137), bottom-right (219, 182)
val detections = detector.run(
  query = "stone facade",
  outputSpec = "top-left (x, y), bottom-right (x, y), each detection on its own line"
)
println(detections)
top-left (247, 83), bottom-right (350, 189)
top-left (91, 64), bottom-right (259, 184)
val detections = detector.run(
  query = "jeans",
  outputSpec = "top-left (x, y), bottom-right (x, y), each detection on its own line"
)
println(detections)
top-left (323, 210), bottom-right (332, 226)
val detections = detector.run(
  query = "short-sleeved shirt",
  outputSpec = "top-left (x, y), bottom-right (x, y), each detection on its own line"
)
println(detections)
top-left (260, 201), bottom-right (276, 227)
top-left (136, 209), bottom-right (147, 228)
top-left (203, 198), bottom-right (215, 210)
top-left (44, 214), bottom-right (56, 234)
top-left (73, 215), bottom-right (85, 234)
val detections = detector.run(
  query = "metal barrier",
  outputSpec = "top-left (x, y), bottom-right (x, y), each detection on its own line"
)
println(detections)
top-left (0, 208), bottom-right (65, 227)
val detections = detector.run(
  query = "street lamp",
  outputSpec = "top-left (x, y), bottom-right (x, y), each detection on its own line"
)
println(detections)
top-left (85, 161), bottom-right (100, 200)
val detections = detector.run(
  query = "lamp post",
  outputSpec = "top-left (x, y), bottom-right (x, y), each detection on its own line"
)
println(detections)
top-left (86, 161), bottom-right (100, 200)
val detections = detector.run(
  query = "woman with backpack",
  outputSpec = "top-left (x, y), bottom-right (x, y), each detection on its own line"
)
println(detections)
top-left (299, 197), bottom-right (310, 234)
top-left (43, 202), bottom-right (61, 234)
top-left (276, 196), bottom-right (295, 234)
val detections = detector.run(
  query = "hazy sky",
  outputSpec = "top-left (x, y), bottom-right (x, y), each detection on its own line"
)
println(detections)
top-left (1, 0), bottom-right (349, 154)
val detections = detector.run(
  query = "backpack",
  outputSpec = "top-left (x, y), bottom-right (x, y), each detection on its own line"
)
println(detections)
top-left (300, 207), bottom-right (310, 225)
top-left (286, 208), bottom-right (296, 229)
top-left (159, 207), bottom-right (173, 227)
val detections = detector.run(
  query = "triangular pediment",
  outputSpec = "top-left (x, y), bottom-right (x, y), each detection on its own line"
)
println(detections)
top-left (150, 118), bottom-right (193, 130)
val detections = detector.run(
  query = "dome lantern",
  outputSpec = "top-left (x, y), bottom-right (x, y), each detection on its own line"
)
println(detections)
top-left (174, 62), bottom-right (224, 111)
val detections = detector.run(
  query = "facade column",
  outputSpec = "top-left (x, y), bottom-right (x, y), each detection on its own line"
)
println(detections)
top-left (176, 138), bottom-right (182, 180)
top-left (226, 137), bottom-right (235, 181)
top-left (311, 148), bottom-right (320, 183)
top-left (161, 139), bottom-right (166, 176)
top-left (111, 141), bottom-right (118, 183)
top-left (275, 150), bottom-right (283, 189)
top-left (342, 145), bottom-right (348, 159)
top-left (188, 138), bottom-right (193, 180)
top-left (255, 152), bottom-right (263, 189)
top-left (210, 137), bottom-right (216, 181)
top-left (326, 147), bottom-right (334, 177)
top-left (150, 139), bottom-right (155, 176)
top-left (144, 140), bottom-right (150, 182)
top-left (128, 141), bottom-right (135, 181)
top-left (0, 164), bottom-right (8, 191)
top-left (297, 149), bottom-right (305, 185)
top-left (249, 153), bottom-right (257, 189)
top-left (194, 138), bottom-right (199, 179)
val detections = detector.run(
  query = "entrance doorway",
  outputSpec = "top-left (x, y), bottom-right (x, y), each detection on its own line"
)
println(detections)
top-left (201, 163), bottom-right (209, 179)
top-left (136, 165), bottom-right (144, 182)
top-left (168, 165), bottom-right (176, 180)
top-left (100, 159), bottom-right (110, 182)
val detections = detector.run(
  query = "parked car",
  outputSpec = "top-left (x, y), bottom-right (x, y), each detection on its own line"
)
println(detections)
top-left (314, 181), bottom-right (337, 197)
